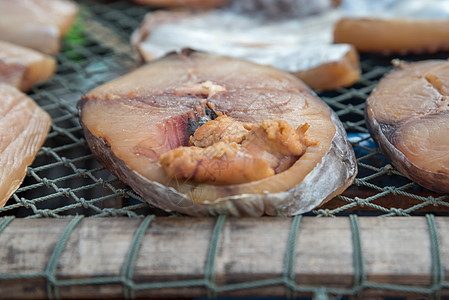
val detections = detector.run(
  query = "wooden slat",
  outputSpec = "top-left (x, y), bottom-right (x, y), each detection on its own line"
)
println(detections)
top-left (0, 216), bottom-right (447, 298)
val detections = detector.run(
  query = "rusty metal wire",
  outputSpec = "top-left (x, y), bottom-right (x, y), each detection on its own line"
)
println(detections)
top-left (0, 0), bottom-right (448, 218)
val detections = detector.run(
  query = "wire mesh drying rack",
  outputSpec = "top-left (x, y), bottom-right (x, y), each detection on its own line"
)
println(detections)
top-left (1, 1), bottom-right (449, 299)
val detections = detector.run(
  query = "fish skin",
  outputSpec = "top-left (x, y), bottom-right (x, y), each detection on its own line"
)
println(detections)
top-left (366, 60), bottom-right (449, 193)
top-left (79, 51), bottom-right (357, 216)
top-left (0, 84), bottom-right (51, 208)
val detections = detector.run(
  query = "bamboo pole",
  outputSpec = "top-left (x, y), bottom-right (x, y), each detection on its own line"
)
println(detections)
top-left (0, 216), bottom-right (447, 298)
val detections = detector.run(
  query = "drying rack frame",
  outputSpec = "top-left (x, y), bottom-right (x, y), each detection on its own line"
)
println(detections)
top-left (0, 1), bottom-right (448, 298)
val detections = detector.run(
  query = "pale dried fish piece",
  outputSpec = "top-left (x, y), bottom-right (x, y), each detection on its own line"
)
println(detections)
top-left (0, 0), bottom-right (78, 54)
top-left (0, 41), bottom-right (56, 92)
top-left (334, 18), bottom-right (449, 54)
top-left (0, 84), bottom-right (51, 208)
top-left (131, 10), bottom-right (361, 90)
top-left (365, 60), bottom-right (449, 193)
top-left (333, 0), bottom-right (449, 54)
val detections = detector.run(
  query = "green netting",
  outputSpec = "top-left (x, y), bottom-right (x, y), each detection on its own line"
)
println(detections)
top-left (0, 214), bottom-right (446, 298)
top-left (0, 0), bottom-right (447, 218)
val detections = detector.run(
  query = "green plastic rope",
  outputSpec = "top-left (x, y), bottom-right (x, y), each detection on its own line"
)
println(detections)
top-left (205, 214), bottom-right (226, 298)
top-left (349, 214), bottom-right (365, 296)
top-left (426, 214), bottom-right (443, 300)
top-left (121, 215), bottom-right (154, 299)
top-left (0, 216), bottom-right (15, 235)
top-left (46, 215), bottom-right (84, 299)
top-left (284, 215), bottom-right (302, 298)
top-left (313, 287), bottom-right (329, 300)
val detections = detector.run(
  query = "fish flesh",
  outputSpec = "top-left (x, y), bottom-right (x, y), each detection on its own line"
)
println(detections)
top-left (131, 10), bottom-right (361, 90)
top-left (78, 50), bottom-right (357, 216)
top-left (0, 41), bottom-right (56, 92)
top-left (0, 0), bottom-right (78, 54)
top-left (334, 18), bottom-right (449, 54)
top-left (365, 60), bottom-right (449, 193)
top-left (159, 115), bottom-right (316, 185)
top-left (0, 84), bottom-right (51, 208)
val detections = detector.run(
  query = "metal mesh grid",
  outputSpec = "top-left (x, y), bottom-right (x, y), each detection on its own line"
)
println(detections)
top-left (0, 0), bottom-right (448, 218)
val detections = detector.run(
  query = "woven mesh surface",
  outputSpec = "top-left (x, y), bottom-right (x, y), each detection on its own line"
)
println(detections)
top-left (0, 0), bottom-right (448, 218)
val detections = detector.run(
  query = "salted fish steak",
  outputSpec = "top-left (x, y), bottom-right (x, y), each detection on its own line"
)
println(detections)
top-left (365, 60), bottom-right (449, 193)
top-left (131, 10), bottom-right (360, 90)
top-left (0, 84), bottom-right (51, 208)
top-left (0, 0), bottom-right (78, 55)
top-left (0, 41), bottom-right (56, 92)
top-left (79, 51), bottom-right (357, 216)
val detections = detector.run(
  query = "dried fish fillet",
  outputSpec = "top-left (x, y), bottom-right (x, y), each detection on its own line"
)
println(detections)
top-left (0, 84), bottom-right (51, 208)
top-left (79, 51), bottom-right (357, 216)
top-left (334, 18), bottom-right (449, 54)
top-left (365, 60), bottom-right (449, 193)
top-left (0, 41), bottom-right (56, 92)
top-left (0, 0), bottom-right (78, 54)
top-left (131, 10), bottom-right (361, 90)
